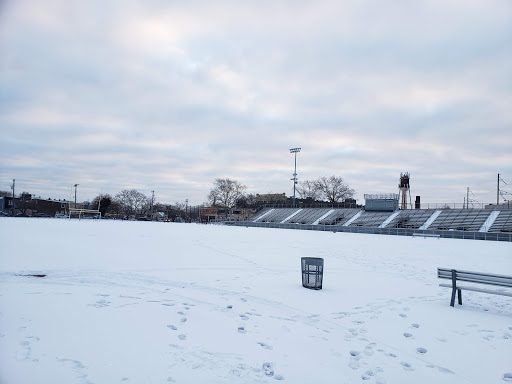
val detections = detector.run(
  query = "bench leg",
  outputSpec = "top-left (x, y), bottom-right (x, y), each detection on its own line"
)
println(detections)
top-left (450, 269), bottom-right (457, 307)
top-left (450, 288), bottom-right (456, 307)
top-left (457, 288), bottom-right (462, 305)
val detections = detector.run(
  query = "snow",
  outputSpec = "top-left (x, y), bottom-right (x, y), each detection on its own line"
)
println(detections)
top-left (0, 217), bottom-right (511, 384)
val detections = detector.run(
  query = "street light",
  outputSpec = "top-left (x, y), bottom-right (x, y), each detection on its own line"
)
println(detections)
top-left (290, 147), bottom-right (301, 208)
top-left (74, 184), bottom-right (79, 207)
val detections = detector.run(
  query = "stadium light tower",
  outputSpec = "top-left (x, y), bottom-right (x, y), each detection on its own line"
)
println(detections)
top-left (290, 147), bottom-right (301, 208)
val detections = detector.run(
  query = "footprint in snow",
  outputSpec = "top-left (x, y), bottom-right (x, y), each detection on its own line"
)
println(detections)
top-left (257, 342), bottom-right (273, 350)
top-left (411, 324), bottom-right (419, 328)
top-left (437, 366), bottom-right (455, 374)
top-left (361, 370), bottom-right (375, 380)
top-left (348, 350), bottom-right (361, 370)
top-left (180, 318), bottom-right (187, 323)
top-left (239, 314), bottom-right (249, 320)
top-left (364, 345), bottom-right (374, 356)
top-left (178, 334), bottom-right (186, 340)
top-left (399, 314), bottom-right (407, 318)
top-left (238, 327), bottom-right (246, 334)
top-left (403, 333), bottom-right (413, 338)
top-left (400, 361), bottom-right (414, 371)
top-left (167, 325), bottom-right (177, 330)
top-left (503, 373), bottom-right (512, 381)
top-left (416, 348), bottom-right (427, 355)
top-left (262, 362), bottom-right (274, 377)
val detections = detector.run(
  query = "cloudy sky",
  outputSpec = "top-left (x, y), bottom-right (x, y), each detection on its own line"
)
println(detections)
top-left (1, 0), bottom-right (511, 206)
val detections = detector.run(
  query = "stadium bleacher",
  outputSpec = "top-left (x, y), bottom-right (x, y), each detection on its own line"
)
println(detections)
top-left (317, 209), bottom-right (361, 225)
top-left (238, 207), bottom-right (511, 241)
top-left (488, 210), bottom-right (512, 233)
top-left (286, 208), bottom-right (332, 224)
top-left (386, 210), bottom-right (437, 229)
top-left (348, 211), bottom-right (394, 228)
top-left (427, 209), bottom-right (491, 232)
top-left (257, 208), bottom-right (299, 223)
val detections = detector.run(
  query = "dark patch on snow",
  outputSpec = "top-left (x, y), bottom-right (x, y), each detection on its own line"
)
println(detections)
top-left (19, 274), bottom-right (46, 278)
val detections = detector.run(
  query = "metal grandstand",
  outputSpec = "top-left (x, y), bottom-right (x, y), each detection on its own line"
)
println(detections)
top-left (489, 210), bottom-right (512, 233)
top-left (317, 209), bottom-right (360, 225)
top-left (387, 209), bottom-right (437, 229)
top-left (349, 211), bottom-right (395, 227)
top-left (427, 210), bottom-right (491, 232)
top-left (223, 207), bottom-right (512, 242)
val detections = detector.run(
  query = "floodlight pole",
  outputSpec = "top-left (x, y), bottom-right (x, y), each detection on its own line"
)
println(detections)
top-left (290, 148), bottom-right (301, 208)
top-left (74, 184), bottom-right (79, 207)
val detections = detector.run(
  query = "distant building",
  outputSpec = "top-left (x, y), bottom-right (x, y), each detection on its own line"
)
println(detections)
top-left (255, 193), bottom-right (288, 204)
top-left (0, 195), bottom-right (70, 217)
top-left (364, 194), bottom-right (399, 212)
top-left (199, 207), bottom-right (256, 223)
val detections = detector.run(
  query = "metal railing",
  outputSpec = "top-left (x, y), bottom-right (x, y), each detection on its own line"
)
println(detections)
top-left (218, 220), bottom-right (512, 242)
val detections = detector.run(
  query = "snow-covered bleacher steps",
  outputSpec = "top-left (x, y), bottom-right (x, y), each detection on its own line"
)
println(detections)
top-left (488, 210), bottom-right (512, 233)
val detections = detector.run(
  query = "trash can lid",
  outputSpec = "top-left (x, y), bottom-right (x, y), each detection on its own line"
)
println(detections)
top-left (301, 257), bottom-right (324, 265)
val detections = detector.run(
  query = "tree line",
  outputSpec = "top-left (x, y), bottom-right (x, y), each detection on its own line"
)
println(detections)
top-left (1, 174), bottom-right (355, 217)
top-left (207, 175), bottom-right (355, 208)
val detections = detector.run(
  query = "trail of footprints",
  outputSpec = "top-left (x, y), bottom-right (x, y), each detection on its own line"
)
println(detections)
top-left (165, 297), bottom-right (285, 380)
top-left (166, 303), bottom-right (194, 343)
top-left (340, 306), bottom-right (446, 382)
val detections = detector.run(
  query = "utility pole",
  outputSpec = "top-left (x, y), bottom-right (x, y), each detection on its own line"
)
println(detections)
top-left (497, 173), bottom-right (500, 206)
top-left (466, 187), bottom-right (469, 209)
top-left (10, 179), bottom-right (15, 215)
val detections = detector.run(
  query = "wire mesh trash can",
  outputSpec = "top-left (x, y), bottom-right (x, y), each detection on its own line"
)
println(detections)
top-left (301, 257), bottom-right (324, 290)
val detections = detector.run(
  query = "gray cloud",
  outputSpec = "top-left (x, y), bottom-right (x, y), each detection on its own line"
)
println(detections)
top-left (1, 0), bottom-right (511, 205)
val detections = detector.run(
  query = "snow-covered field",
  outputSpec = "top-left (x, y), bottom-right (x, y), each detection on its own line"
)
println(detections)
top-left (0, 218), bottom-right (511, 384)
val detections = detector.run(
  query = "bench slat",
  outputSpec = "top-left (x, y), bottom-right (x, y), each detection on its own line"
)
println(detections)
top-left (438, 269), bottom-right (512, 287)
top-left (438, 268), bottom-right (512, 281)
top-left (439, 273), bottom-right (512, 285)
top-left (439, 283), bottom-right (512, 297)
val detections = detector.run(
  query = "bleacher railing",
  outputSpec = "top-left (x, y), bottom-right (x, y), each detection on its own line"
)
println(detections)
top-left (217, 220), bottom-right (512, 242)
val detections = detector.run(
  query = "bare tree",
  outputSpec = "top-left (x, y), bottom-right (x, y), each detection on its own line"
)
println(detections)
top-left (208, 179), bottom-right (247, 208)
top-left (296, 180), bottom-right (321, 200)
top-left (114, 189), bottom-right (149, 215)
top-left (315, 176), bottom-right (355, 205)
top-left (173, 201), bottom-right (187, 211)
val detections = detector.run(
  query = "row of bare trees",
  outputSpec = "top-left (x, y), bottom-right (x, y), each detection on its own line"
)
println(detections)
top-left (90, 190), bottom-right (152, 217)
top-left (296, 176), bottom-right (355, 204)
top-left (207, 176), bottom-right (355, 208)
